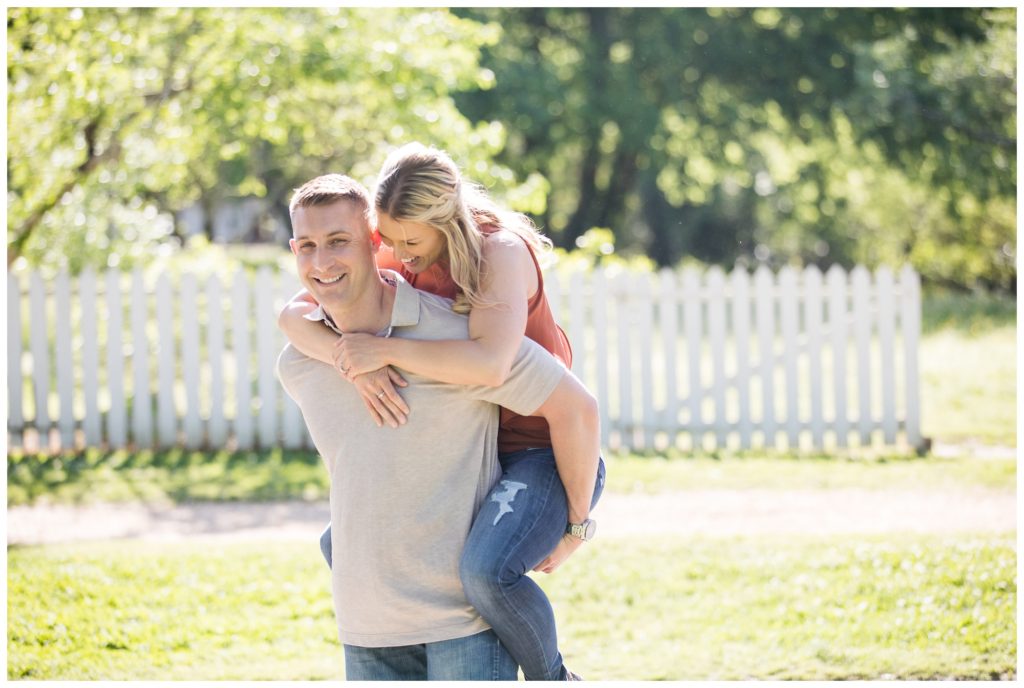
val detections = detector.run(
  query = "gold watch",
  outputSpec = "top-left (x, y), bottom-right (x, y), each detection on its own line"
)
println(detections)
top-left (565, 518), bottom-right (596, 542)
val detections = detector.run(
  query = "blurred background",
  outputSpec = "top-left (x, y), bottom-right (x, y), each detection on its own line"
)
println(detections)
top-left (7, 7), bottom-right (1016, 291)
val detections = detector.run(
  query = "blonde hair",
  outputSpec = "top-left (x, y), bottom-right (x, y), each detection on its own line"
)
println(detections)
top-left (374, 142), bottom-right (552, 314)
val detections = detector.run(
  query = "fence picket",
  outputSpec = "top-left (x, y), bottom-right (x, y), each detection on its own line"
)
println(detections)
top-left (55, 271), bottom-right (75, 449)
top-left (232, 271), bottom-right (254, 450)
top-left (876, 267), bottom-right (897, 443)
top-left (852, 266), bottom-right (873, 444)
top-left (779, 267), bottom-right (800, 449)
top-left (592, 269), bottom-right (611, 448)
top-left (827, 266), bottom-right (848, 447)
top-left (8, 273), bottom-right (24, 447)
top-left (900, 265), bottom-right (922, 448)
top-left (754, 267), bottom-right (775, 447)
top-left (636, 272), bottom-right (656, 448)
top-left (707, 267), bottom-right (728, 448)
top-left (79, 270), bottom-right (101, 446)
top-left (804, 266), bottom-right (825, 448)
top-left (731, 269), bottom-right (752, 449)
top-left (131, 269), bottom-right (153, 448)
top-left (659, 269), bottom-right (679, 446)
top-left (29, 272), bottom-right (51, 438)
top-left (180, 274), bottom-right (203, 449)
top-left (682, 268), bottom-right (702, 445)
top-left (568, 270), bottom-right (586, 380)
top-left (156, 275), bottom-right (178, 447)
top-left (206, 275), bottom-right (228, 448)
top-left (105, 270), bottom-right (127, 448)
top-left (615, 273), bottom-right (633, 445)
top-left (255, 267), bottom-right (279, 448)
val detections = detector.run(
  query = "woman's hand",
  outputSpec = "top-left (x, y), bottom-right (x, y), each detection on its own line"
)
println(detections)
top-left (532, 534), bottom-right (584, 574)
top-left (351, 367), bottom-right (410, 428)
top-left (334, 333), bottom-right (390, 380)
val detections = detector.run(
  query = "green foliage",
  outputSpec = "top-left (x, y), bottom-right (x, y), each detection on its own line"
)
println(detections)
top-left (455, 7), bottom-right (1016, 291)
top-left (8, 535), bottom-right (1016, 679)
top-left (7, 8), bottom-right (512, 274)
top-left (8, 8), bottom-right (1015, 292)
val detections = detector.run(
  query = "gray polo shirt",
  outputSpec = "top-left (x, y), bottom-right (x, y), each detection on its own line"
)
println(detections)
top-left (277, 270), bottom-right (565, 648)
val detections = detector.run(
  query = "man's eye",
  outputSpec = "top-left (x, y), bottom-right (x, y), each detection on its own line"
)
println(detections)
top-left (330, 238), bottom-right (348, 246)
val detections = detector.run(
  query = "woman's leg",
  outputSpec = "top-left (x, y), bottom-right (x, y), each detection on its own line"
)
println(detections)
top-left (459, 448), bottom-right (605, 680)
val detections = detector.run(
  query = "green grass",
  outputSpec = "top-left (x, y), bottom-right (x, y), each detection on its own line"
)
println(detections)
top-left (917, 290), bottom-right (1016, 446)
top-left (8, 534), bottom-right (1015, 680)
top-left (603, 452), bottom-right (1016, 493)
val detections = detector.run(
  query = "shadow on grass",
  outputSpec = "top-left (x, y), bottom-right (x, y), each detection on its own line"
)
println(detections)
top-left (7, 448), bottom-right (328, 507)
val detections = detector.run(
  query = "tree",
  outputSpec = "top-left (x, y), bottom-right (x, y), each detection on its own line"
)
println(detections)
top-left (7, 7), bottom-right (507, 272)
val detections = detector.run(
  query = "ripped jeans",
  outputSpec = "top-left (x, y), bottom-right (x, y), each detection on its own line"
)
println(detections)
top-left (459, 448), bottom-right (605, 680)
top-left (319, 447), bottom-right (605, 681)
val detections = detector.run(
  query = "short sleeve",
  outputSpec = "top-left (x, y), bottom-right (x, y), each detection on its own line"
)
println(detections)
top-left (468, 338), bottom-right (565, 416)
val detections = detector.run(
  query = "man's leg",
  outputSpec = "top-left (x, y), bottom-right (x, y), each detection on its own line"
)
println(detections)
top-left (425, 630), bottom-right (518, 681)
top-left (343, 643), bottom-right (427, 680)
top-left (459, 449), bottom-right (606, 680)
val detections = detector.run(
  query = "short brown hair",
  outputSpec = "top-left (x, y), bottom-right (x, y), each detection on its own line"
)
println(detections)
top-left (289, 174), bottom-right (372, 218)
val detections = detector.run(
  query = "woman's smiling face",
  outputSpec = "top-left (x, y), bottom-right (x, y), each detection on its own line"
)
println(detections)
top-left (376, 213), bottom-right (448, 274)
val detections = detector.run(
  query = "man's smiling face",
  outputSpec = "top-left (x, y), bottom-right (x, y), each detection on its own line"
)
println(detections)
top-left (290, 200), bottom-right (377, 317)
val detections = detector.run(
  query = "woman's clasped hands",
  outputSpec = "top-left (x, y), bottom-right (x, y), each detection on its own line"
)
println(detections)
top-left (333, 333), bottom-right (409, 428)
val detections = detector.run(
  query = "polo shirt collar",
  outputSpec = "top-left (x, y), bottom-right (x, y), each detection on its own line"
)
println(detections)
top-left (301, 269), bottom-right (420, 336)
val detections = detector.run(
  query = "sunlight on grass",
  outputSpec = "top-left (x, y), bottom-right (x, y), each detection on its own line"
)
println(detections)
top-left (8, 534), bottom-right (1015, 680)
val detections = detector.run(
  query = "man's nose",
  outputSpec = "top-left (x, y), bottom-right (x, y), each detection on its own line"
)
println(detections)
top-left (312, 247), bottom-right (332, 270)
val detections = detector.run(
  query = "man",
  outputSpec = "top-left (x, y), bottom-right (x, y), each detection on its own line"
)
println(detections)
top-left (277, 174), bottom-right (600, 681)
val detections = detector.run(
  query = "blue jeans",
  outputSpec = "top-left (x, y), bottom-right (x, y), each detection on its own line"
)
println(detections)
top-left (459, 448), bottom-right (606, 680)
top-left (343, 629), bottom-right (517, 680)
top-left (321, 449), bottom-right (606, 681)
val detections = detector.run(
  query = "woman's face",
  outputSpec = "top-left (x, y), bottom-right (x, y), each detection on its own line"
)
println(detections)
top-left (376, 213), bottom-right (447, 274)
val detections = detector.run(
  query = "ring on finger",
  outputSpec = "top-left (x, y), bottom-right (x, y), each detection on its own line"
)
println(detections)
top-left (376, 391), bottom-right (386, 399)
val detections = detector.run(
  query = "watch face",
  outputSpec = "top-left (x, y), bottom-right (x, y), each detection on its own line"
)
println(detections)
top-left (584, 520), bottom-right (597, 540)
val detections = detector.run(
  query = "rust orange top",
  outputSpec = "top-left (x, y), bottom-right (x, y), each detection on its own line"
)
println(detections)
top-left (377, 226), bottom-right (571, 454)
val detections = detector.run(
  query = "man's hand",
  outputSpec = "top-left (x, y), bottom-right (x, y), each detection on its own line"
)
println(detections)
top-left (333, 333), bottom-right (389, 380)
top-left (352, 367), bottom-right (409, 427)
top-left (532, 533), bottom-right (584, 574)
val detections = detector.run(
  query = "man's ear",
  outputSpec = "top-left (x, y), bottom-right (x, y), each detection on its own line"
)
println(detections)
top-left (371, 229), bottom-right (382, 252)
top-left (289, 238), bottom-right (298, 255)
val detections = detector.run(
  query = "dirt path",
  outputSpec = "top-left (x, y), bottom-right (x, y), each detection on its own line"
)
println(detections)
top-left (7, 487), bottom-right (1015, 546)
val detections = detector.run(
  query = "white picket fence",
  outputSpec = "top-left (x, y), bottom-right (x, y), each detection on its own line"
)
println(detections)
top-left (7, 263), bottom-right (922, 455)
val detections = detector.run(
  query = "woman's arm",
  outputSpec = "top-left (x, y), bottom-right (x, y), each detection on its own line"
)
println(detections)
top-left (530, 369), bottom-right (602, 574)
top-left (277, 288), bottom-right (342, 367)
top-left (335, 234), bottom-right (535, 387)
top-left (278, 288), bottom-right (410, 426)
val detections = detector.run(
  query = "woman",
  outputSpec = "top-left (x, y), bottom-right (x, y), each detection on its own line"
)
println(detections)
top-left (279, 142), bottom-right (604, 681)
